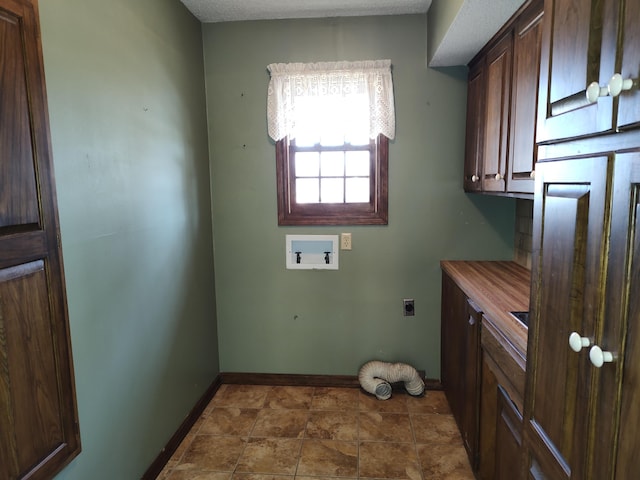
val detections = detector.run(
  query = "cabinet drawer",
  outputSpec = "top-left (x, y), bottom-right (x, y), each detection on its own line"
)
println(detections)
top-left (481, 314), bottom-right (526, 408)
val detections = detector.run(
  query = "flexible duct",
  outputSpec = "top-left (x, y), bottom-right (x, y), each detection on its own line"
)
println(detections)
top-left (358, 360), bottom-right (425, 400)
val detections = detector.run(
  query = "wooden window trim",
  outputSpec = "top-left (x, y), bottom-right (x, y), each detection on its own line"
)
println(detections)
top-left (276, 135), bottom-right (389, 226)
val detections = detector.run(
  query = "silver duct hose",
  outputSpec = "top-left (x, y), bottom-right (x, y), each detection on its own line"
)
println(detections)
top-left (358, 360), bottom-right (425, 400)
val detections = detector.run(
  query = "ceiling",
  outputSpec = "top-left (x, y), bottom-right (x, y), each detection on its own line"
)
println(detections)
top-left (179, 0), bottom-right (525, 67)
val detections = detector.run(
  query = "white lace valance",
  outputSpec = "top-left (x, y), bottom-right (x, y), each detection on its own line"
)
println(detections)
top-left (266, 60), bottom-right (396, 142)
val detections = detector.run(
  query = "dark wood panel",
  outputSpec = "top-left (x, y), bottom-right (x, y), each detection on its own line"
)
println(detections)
top-left (525, 156), bottom-right (610, 480)
top-left (464, 62), bottom-right (485, 192)
top-left (508, 1), bottom-right (543, 194)
top-left (483, 32), bottom-right (512, 192)
top-left (536, 0), bottom-right (620, 142)
top-left (0, 6), bottom-right (39, 229)
top-left (495, 386), bottom-right (525, 479)
top-left (617, 0), bottom-right (640, 130)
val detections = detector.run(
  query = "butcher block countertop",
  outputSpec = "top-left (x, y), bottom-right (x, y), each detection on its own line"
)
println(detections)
top-left (441, 260), bottom-right (531, 356)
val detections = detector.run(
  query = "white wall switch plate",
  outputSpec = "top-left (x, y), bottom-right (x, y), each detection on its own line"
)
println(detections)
top-left (341, 233), bottom-right (352, 250)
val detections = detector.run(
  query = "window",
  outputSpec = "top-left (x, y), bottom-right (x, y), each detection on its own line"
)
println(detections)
top-left (267, 60), bottom-right (395, 226)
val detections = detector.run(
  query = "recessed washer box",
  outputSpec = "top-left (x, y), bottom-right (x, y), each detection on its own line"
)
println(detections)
top-left (286, 235), bottom-right (339, 270)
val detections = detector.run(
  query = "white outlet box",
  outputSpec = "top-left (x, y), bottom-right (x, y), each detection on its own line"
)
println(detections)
top-left (341, 233), bottom-right (352, 250)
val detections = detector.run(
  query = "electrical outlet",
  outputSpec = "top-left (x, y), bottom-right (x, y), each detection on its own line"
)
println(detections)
top-left (403, 299), bottom-right (415, 316)
top-left (341, 233), bottom-right (352, 250)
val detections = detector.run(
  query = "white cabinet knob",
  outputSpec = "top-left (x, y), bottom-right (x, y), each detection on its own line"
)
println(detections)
top-left (589, 345), bottom-right (614, 368)
top-left (608, 73), bottom-right (634, 97)
top-left (495, 173), bottom-right (503, 180)
top-left (471, 174), bottom-right (479, 182)
top-left (530, 170), bottom-right (536, 179)
top-left (569, 332), bottom-right (591, 352)
top-left (586, 81), bottom-right (609, 103)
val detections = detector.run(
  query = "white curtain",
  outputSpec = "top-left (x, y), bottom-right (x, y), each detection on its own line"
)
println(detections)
top-left (266, 60), bottom-right (396, 142)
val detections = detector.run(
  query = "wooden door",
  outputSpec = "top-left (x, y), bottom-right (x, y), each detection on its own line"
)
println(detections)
top-left (482, 32), bottom-right (512, 192)
top-left (536, 0), bottom-right (620, 142)
top-left (464, 62), bottom-right (485, 192)
top-left (524, 157), bottom-right (610, 479)
top-left (462, 298), bottom-right (481, 468)
top-left (495, 386), bottom-right (525, 480)
top-left (603, 153), bottom-right (640, 479)
top-left (616, 0), bottom-right (640, 131)
top-left (0, 1), bottom-right (80, 479)
top-left (441, 273), bottom-right (468, 432)
top-left (507, 0), bottom-right (543, 194)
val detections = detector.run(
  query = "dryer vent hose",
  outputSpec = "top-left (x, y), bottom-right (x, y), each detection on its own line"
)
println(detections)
top-left (358, 360), bottom-right (425, 400)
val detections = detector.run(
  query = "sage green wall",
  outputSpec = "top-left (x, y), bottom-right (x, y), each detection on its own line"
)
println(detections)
top-left (38, 1), bottom-right (218, 478)
top-left (203, 15), bottom-right (515, 380)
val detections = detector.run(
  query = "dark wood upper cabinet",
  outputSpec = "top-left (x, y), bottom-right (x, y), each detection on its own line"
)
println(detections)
top-left (482, 32), bottom-right (512, 193)
top-left (464, 0), bottom-right (543, 196)
top-left (507, 3), bottom-right (543, 194)
top-left (463, 63), bottom-right (485, 192)
top-left (537, 0), bottom-right (640, 142)
top-left (0, 0), bottom-right (80, 479)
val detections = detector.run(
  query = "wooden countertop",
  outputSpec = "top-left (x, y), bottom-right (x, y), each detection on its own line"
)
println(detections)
top-left (440, 260), bottom-right (531, 356)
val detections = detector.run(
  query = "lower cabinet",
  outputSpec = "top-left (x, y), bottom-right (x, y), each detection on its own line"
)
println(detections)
top-left (479, 315), bottom-right (526, 480)
top-left (440, 272), bottom-right (481, 468)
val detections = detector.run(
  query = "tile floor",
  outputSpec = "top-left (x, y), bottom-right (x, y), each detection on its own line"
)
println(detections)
top-left (157, 384), bottom-right (475, 480)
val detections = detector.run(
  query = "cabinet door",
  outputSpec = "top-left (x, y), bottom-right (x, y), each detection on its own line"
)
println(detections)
top-left (441, 273), bottom-right (480, 469)
top-left (482, 33), bottom-right (512, 192)
top-left (507, 1), bottom-right (543, 194)
top-left (495, 386), bottom-right (525, 480)
top-left (603, 153), bottom-right (640, 479)
top-left (524, 157), bottom-right (610, 479)
top-left (462, 298), bottom-right (481, 468)
top-left (536, 0), bottom-right (620, 142)
top-left (617, 0), bottom-right (640, 130)
top-left (464, 62), bottom-right (485, 192)
top-left (0, 1), bottom-right (80, 479)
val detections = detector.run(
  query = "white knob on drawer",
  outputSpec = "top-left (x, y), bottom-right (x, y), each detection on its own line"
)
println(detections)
top-left (530, 170), bottom-right (536, 179)
top-left (586, 81), bottom-right (609, 103)
top-left (495, 173), bottom-right (503, 180)
top-left (589, 345), bottom-right (614, 368)
top-left (471, 174), bottom-right (479, 182)
top-left (569, 332), bottom-right (591, 352)
top-left (608, 73), bottom-right (634, 97)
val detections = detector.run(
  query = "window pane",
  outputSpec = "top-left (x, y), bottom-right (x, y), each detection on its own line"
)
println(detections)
top-left (345, 151), bottom-right (370, 176)
top-left (320, 151), bottom-right (345, 176)
top-left (296, 178), bottom-right (319, 203)
top-left (295, 133), bottom-right (320, 147)
top-left (345, 178), bottom-right (369, 203)
top-left (320, 178), bottom-right (344, 203)
top-left (295, 152), bottom-right (320, 177)
top-left (320, 129), bottom-right (345, 146)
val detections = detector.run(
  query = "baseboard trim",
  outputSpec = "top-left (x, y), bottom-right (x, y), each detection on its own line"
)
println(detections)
top-left (142, 371), bottom-right (442, 478)
top-left (141, 376), bottom-right (223, 480)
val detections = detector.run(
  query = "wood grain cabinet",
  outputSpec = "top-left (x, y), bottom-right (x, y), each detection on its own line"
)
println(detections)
top-left (537, 0), bottom-right (640, 142)
top-left (464, 0), bottom-right (543, 196)
top-left (0, 0), bottom-right (81, 479)
top-left (440, 272), bottom-right (481, 469)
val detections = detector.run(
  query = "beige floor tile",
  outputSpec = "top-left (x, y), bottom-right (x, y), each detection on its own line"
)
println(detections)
top-left (305, 411), bottom-right (358, 441)
top-left (179, 436), bottom-right (247, 472)
top-left (232, 475), bottom-right (293, 480)
top-left (359, 412), bottom-right (413, 443)
top-left (296, 439), bottom-right (358, 477)
top-left (264, 386), bottom-right (314, 409)
top-left (411, 413), bottom-right (462, 445)
top-left (406, 390), bottom-right (451, 415)
top-left (358, 441), bottom-right (422, 480)
top-left (358, 390), bottom-right (409, 413)
top-left (416, 443), bottom-right (475, 479)
top-left (251, 409), bottom-right (309, 438)
top-left (311, 387), bottom-right (359, 411)
top-left (213, 385), bottom-right (271, 409)
top-left (235, 438), bottom-right (302, 475)
top-left (199, 408), bottom-right (259, 436)
top-left (168, 471), bottom-right (232, 480)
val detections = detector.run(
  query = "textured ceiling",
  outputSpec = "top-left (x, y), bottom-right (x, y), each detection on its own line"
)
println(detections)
top-left (180, 0), bottom-right (432, 22)
top-left (180, 0), bottom-right (525, 67)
